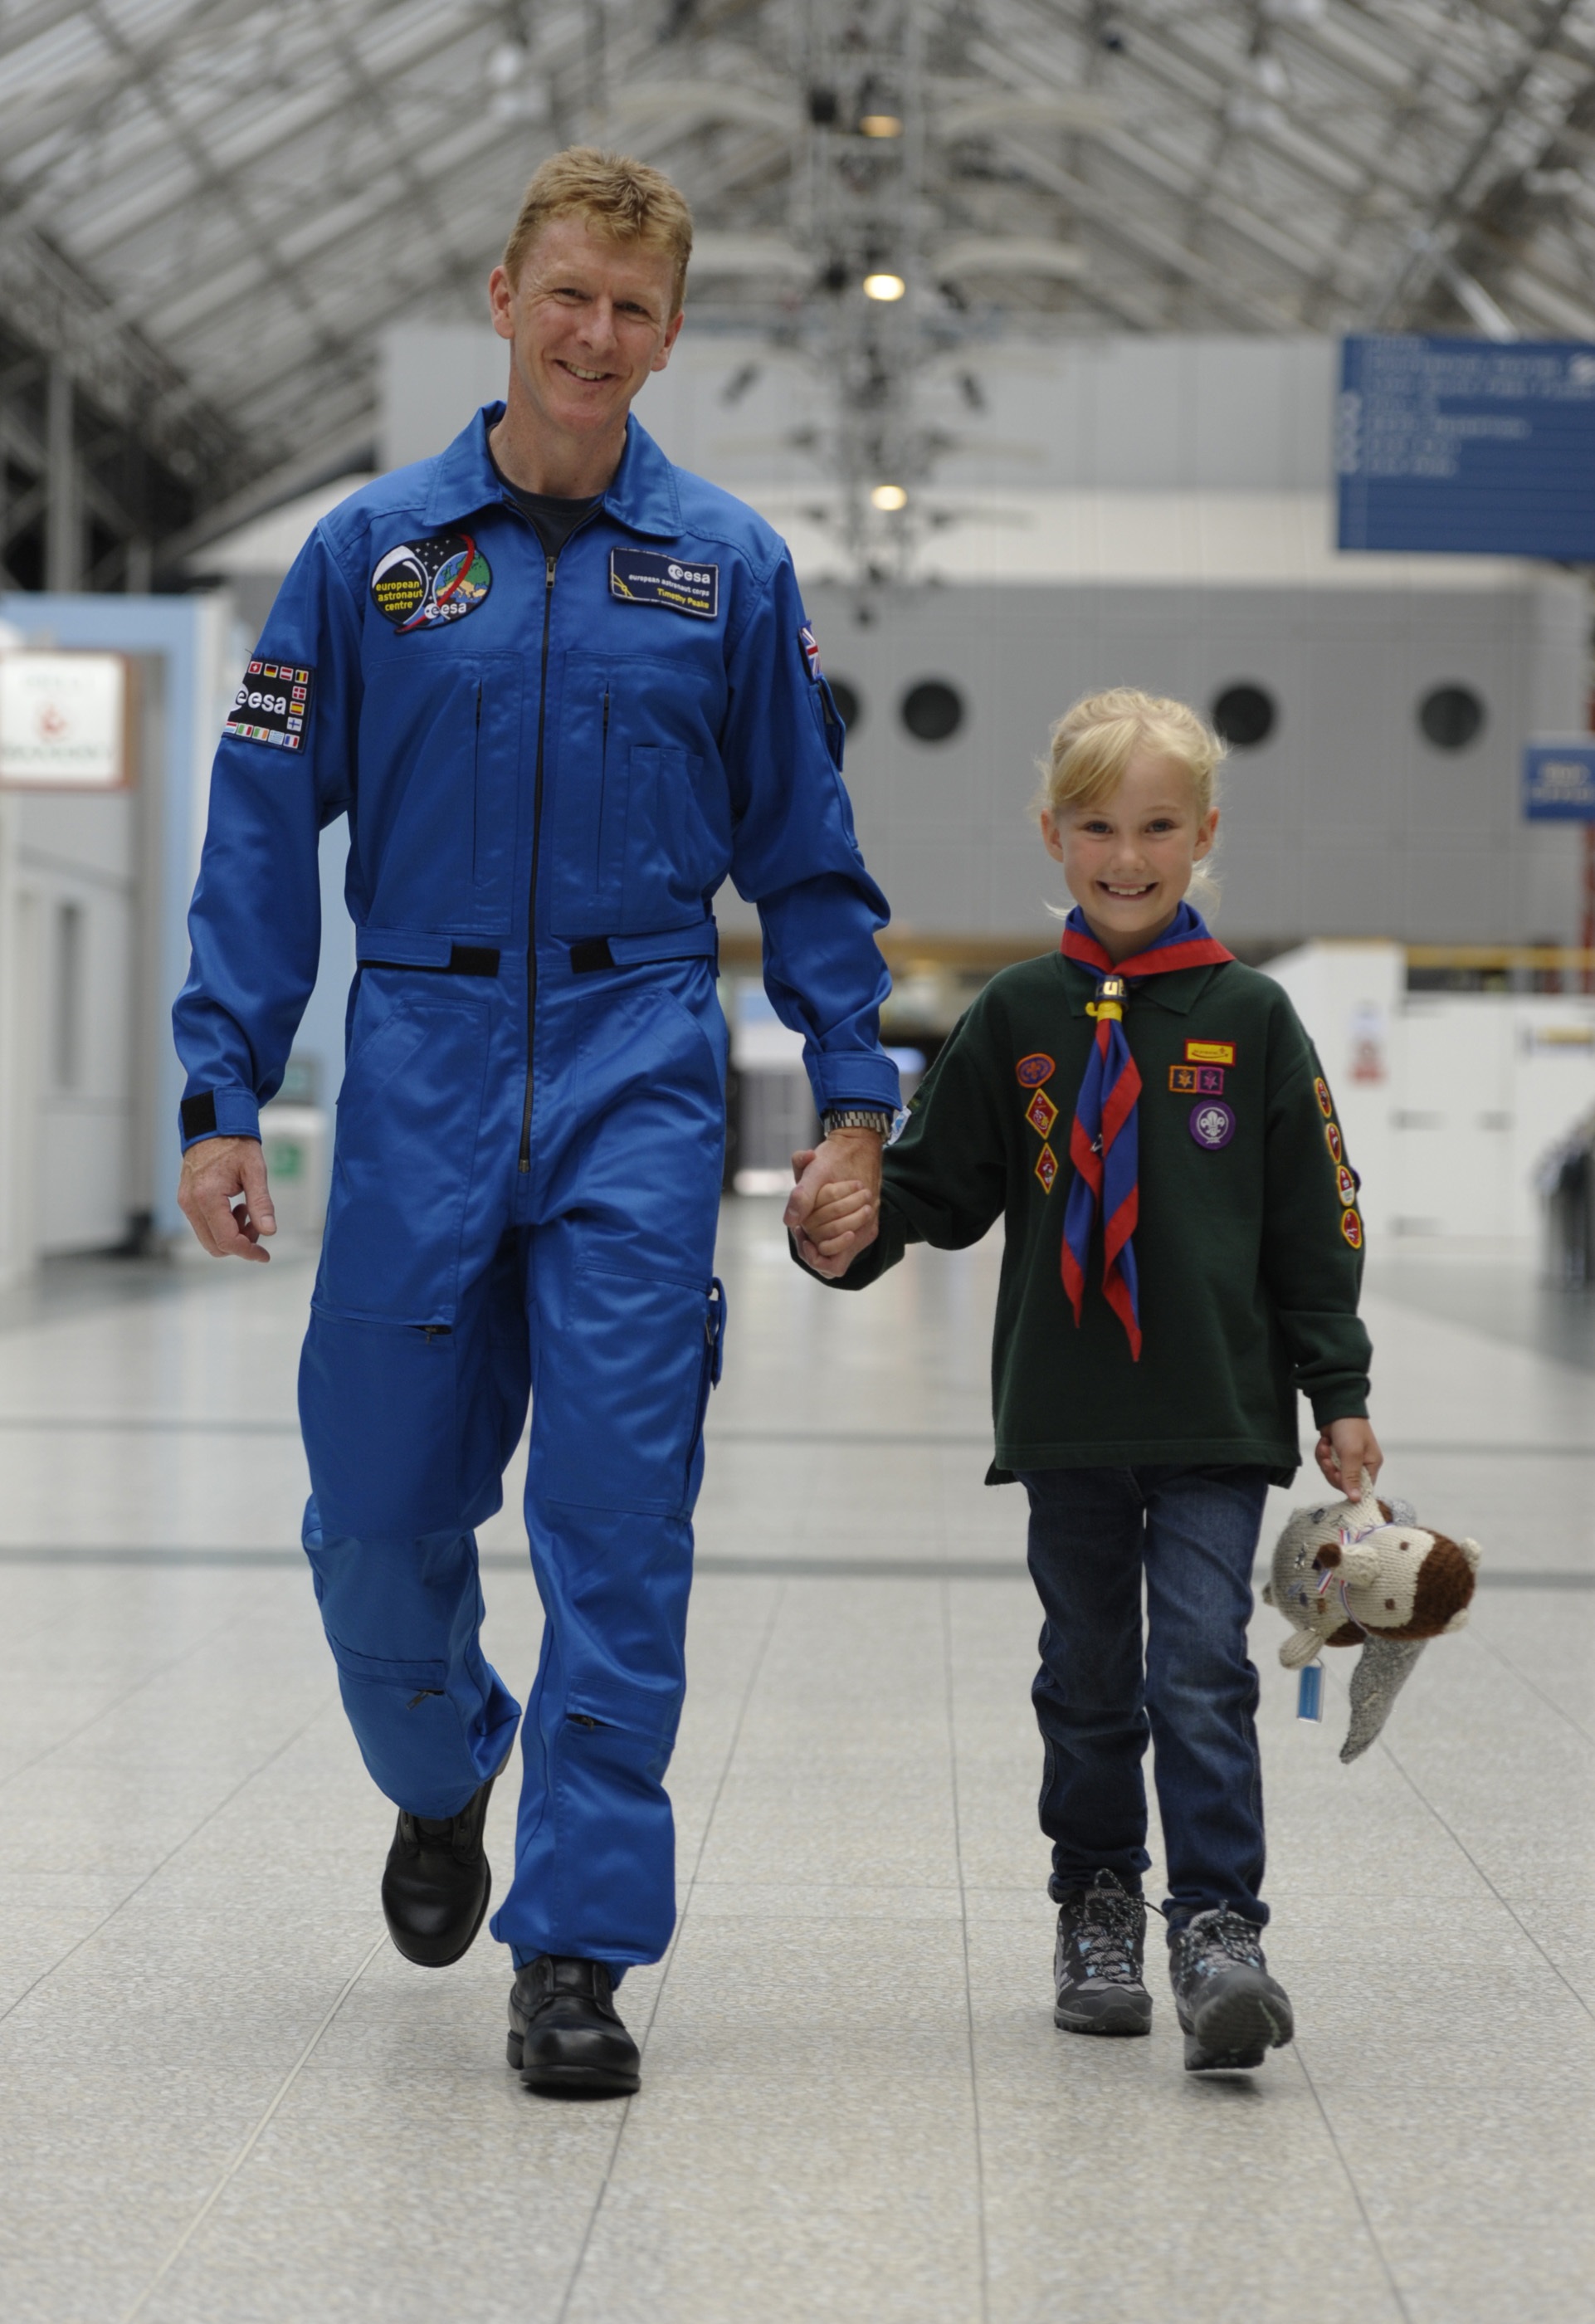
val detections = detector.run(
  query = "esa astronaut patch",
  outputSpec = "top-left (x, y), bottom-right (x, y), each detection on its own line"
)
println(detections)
top-left (224, 660), bottom-right (314, 752)
top-left (609, 547), bottom-right (719, 618)
top-left (370, 532), bottom-right (491, 632)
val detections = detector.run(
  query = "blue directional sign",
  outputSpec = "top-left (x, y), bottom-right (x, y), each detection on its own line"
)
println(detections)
top-left (1339, 336), bottom-right (1595, 559)
top-left (1524, 741), bottom-right (1595, 822)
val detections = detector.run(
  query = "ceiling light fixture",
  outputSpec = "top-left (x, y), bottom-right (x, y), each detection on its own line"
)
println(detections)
top-left (859, 113), bottom-right (903, 138)
top-left (871, 484), bottom-right (908, 511)
top-left (863, 271), bottom-right (906, 301)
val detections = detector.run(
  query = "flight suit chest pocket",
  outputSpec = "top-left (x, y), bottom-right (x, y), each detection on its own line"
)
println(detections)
top-left (549, 654), bottom-right (726, 938)
top-left (359, 652), bottom-right (521, 933)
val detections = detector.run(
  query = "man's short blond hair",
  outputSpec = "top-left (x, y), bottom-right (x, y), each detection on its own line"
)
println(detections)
top-left (502, 147), bottom-right (694, 315)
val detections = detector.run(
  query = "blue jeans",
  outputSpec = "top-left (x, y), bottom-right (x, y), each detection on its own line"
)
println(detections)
top-left (1017, 1464), bottom-right (1271, 1929)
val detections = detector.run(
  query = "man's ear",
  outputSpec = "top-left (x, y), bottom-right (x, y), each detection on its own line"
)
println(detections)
top-left (651, 309), bottom-right (687, 374)
top-left (488, 265), bottom-right (515, 343)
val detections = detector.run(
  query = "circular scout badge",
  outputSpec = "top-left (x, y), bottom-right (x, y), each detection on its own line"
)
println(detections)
top-left (1336, 1163), bottom-right (1358, 1206)
top-left (1016, 1052), bottom-right (1055, 1088)
top-left (1314, 1076), bottom-right (1334, 1120)
top-left (1324, 1120), bottom-right (1344, 1164)
top-left (1341, 1208), bottom-right (1363, 1249)
top-left (1189, 1100), bottom-right (1236, 1151)
top-left (371, 531), bottom-right (491, 632)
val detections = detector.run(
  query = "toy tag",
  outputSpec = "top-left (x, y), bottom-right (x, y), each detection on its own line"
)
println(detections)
top-left (1296, 1663), bottom-right (1324, 1724)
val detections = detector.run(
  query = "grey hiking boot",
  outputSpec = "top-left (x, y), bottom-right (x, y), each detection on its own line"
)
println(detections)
top-left (1168, 1907), bottom-right (1294, 2071)
top-left (1052, 1869), bottom-right (1153, 2035)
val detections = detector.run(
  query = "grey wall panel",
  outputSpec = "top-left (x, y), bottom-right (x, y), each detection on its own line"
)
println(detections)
top-left (788, 574), bottom-right (1585, 950)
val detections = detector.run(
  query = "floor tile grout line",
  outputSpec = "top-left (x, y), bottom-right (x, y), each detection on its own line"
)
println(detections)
top-left (1290, 2040), bottom-right (1416, 2324)
top-left (0, 1697), bottom-right (335, 2030)
top-left (116, 1930), bottom-right (389, 2324)
top-left (0, 1585), bottom-right (277, 1801)
top-left (1466, 1624), bottom-right (1595, 1751)
top-left (552, 1578), bottom-right (788, 2324)
top-left (940, 1578), bottom-right (991, 2324)
top-left (1372, 1731), bottom-right (1595, 2023)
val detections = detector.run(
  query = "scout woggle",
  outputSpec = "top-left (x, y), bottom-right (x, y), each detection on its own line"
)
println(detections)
top-left (1058, 902), bottom-right (1234, 1360)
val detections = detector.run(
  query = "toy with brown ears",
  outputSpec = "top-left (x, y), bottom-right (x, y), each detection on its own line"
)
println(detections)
top-left (1261, 1483), bottom-right (1481, 1762)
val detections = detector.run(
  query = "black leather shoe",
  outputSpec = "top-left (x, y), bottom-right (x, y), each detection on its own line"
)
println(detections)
top-left (381, 1747), bottom-right (511, 1968)
top-left (507, 1956), bottom-right (641, 2097)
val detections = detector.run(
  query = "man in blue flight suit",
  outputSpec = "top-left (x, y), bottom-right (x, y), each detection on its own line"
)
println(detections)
top-left (173, 149), bottom-right (895, 2098)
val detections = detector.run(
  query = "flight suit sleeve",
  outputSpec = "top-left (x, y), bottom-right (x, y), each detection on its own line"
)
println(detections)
top-left (795, 996), bottom-right (1011, 1289)
top-left (172, 525), bottom-right (363, 1150)
top-left (1260, 1006), bottom-right (1373, 1424)
top-left (720, 550), bottom-right (899, 1116)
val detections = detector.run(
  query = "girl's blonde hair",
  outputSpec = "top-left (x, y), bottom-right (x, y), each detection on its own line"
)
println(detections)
top-left (1033, 687), bottom-right (1227, 911)
top-left (1032, 687), bottom-right (1226, 822)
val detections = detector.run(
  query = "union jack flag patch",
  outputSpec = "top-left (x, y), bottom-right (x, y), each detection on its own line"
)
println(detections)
top-left (799, 624), bottom-right (822, 681)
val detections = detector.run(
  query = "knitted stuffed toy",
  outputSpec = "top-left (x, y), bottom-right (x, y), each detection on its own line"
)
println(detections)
top-left (1261, 1485), bottom-right (1481, 1762)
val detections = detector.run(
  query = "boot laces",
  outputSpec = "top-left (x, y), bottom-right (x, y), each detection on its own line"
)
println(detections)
top-left (1185, 1907), bottom-right (1265, 1971)
top-left (1073, 1884), bottom-right (1144, 1984)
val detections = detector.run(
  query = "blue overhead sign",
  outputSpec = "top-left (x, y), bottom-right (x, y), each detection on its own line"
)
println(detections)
top-left (1524, 741), bottom-right (1595, 822)
top-left (1338, 335), bottom-right (1595, 559)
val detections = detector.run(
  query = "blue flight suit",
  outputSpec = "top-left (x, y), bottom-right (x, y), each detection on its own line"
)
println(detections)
top-left (173, 406), bottom-right (897, 1969)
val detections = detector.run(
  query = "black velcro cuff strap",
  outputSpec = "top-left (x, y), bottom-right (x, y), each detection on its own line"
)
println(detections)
top-left (180, 1092), bottom-right (217, 1140)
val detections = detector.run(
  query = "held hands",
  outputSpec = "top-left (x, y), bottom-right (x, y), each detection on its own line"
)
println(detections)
top-left (177, 1135), bottom-right (277, 1262)
top-left (783, 1128), bottom-right (884, 1279)
top-left (1315, 1416), bottom-right (1384, 1501)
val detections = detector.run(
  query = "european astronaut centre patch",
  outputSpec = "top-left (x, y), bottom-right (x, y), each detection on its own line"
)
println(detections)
top-left (225, 661), bottom-right (314, 752)
top-left (370, 532), bottom-right (491, 632)
top-left (609, 547), bottom-right (719, 619)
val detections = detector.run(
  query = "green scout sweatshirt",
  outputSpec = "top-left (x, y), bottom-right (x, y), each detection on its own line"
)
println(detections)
top-left (814, 950), bottom-right (1371, 1485)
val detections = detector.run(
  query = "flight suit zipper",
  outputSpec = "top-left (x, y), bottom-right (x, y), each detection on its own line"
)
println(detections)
top-left (518, 551), bottom-right (558, 1172)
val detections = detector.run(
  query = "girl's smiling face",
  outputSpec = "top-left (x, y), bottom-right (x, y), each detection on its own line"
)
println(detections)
top-left (1041, 749), bottom-right (1219, 963)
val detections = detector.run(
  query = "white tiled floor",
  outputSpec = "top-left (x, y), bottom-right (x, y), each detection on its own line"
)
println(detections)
top-left (2, 1204), bottom-right (1593, 2322)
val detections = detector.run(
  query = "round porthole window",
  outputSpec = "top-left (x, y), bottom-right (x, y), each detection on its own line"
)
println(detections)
top-left (1417, 684), bottom-right (1485, 750)
top-left (828, 676), bottom-right (862, 733)
top-left (900, 679), bottom-right (964, 743)
top-left (1211, 682), bottom-right (1277, 749)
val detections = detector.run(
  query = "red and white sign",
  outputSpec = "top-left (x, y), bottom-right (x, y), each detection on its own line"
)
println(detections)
top-left (0, 652), bottom-right (130, 789)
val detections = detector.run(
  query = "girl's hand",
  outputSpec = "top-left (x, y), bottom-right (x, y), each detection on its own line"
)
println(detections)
top-left (803, 1179), bottom-right (871, 1257)
top-left (1315, 1418), bottom-right (1383, 1501)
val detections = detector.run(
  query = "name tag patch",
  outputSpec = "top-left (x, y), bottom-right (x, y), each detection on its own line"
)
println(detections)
top-left (610, 548), bottom-right (719, 619)
top-left (371, 532), bottom-right (491, 632)
top-left (225, 661), bottom-right (314, 752)
top-left (1185, 1039), bottom-right (1236, 1067)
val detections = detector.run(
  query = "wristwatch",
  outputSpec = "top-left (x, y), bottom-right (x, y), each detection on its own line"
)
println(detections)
top-left (822, 1106), bottom-right (895, 1137)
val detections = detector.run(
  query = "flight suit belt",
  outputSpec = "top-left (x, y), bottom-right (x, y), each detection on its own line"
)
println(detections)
top-left (355, 923), bottom-right (719, 979)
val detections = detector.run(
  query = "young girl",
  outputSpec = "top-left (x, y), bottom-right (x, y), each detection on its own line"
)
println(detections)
top-left (798, 688), bottom-right (1382, 2073)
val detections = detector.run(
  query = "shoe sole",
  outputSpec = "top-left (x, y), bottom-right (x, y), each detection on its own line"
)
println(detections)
top-left (1054, 1994), bottom-right (1153, 2036)
top-left (505, 2029), bottom-right (639, 2098)
top-left (1176, 1983), bottom-right (1294, 2073)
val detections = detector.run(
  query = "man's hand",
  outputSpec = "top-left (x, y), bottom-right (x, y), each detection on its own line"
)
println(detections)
top-left (178, 1135), bottom-right (276, 1263)
top-left (784, 1128), bottom-right (884, 1279)
top-left (1315, 1417), bottom-right (1383, 1501)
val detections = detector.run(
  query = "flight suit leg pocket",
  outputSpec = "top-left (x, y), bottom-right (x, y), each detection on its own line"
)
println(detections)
top-left (319, 978), bottom-right (492, 1323)
top-left (300, 1309), bottom-right (464, 1536)
top-left (538, 1264), bottom-right (715, 1519)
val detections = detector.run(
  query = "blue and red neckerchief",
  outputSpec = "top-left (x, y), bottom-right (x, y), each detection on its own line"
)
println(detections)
top-left (1058, 902), bottom-right (1233, 1360)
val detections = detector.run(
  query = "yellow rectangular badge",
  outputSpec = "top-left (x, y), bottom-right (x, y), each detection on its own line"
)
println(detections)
top-left (1184, 1039), bottom-right (1236, 1067)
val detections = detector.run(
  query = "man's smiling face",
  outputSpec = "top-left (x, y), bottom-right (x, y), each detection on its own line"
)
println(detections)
top-left (489, 216), bottom-right (683, 450)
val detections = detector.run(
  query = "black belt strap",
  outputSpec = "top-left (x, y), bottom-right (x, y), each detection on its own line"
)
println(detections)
top-left (361, 944), bottom-right (500, 976)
